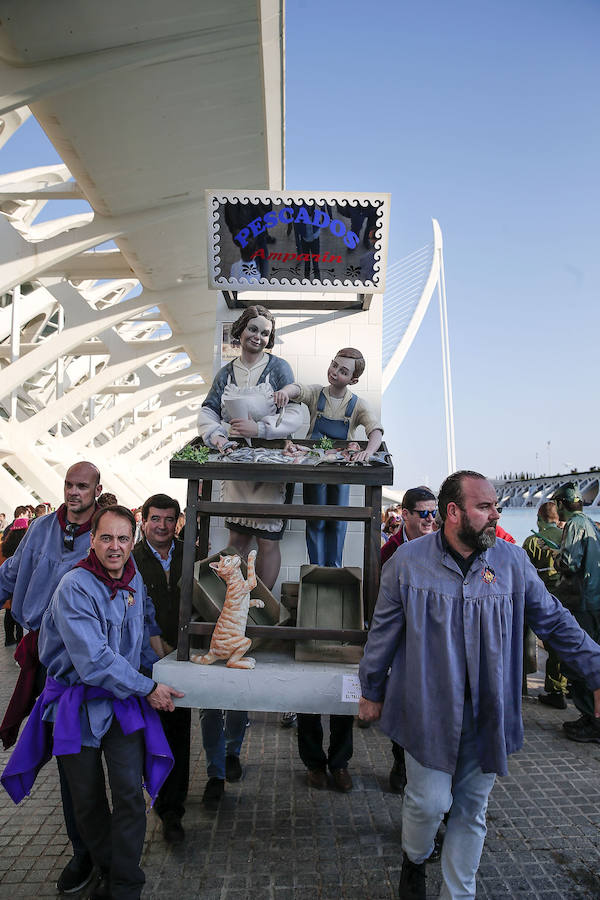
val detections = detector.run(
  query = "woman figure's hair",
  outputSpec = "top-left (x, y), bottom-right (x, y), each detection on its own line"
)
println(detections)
top-left (230, 305), bottom-right (276, 349)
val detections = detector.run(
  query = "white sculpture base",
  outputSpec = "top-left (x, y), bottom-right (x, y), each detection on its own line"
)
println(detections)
top-left (153, 648), bottom-right (361, 715)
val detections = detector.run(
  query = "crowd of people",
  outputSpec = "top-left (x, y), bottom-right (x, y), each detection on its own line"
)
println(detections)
top-left (1, 467), bottom-right (599, 899)
top-left (0, 314), bottom-right (598, 900)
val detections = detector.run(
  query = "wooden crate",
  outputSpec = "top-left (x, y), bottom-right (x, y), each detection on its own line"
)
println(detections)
top-left (280, 581), bottom-right (299, 617)
top-left (192, 546), bottom-right (288, 649)
top-left (295, 565), bottom-right (364, 664)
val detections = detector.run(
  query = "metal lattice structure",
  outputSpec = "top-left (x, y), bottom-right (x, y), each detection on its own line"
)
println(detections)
top-left (0, 1), bottom-right (284, 509)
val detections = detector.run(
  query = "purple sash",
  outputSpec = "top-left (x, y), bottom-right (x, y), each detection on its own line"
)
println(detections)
top-left (1, 676), bottom-right (173, 805)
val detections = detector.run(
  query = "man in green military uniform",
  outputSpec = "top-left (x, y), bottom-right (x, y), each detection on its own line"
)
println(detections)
top-left (133, 493), bottom-right (190, 842)
top-left (523, 500), bottom-right (567, 708)
top-left (553, 483), bottom-right (600, 742)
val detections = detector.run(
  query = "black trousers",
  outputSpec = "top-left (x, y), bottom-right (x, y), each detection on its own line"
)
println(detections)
top-left (3, 609), bottom-right (23, 645)
top-left (297, 714), bottom-right (353, 771)
top-left (59, 719), bottom-right (146, 900)
top-left (35, 662), bottom-right (88, 859)
top-left (154, 706), bottom-right (191, 820)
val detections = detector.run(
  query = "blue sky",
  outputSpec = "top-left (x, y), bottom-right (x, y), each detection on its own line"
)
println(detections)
top-left (1, 1), bottom-right (598, 491)
top-left (286, 0), bottom-right (600, 489)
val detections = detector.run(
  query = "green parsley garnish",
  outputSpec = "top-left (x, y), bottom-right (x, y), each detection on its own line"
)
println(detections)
top-left (173, 445), bottom-right (211, 464)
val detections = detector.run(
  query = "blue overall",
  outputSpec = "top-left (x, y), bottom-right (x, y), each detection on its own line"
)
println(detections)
top-left (303, 390), bottom-right (357, 567)
top-left (300, 391), bottom-right (358, 773)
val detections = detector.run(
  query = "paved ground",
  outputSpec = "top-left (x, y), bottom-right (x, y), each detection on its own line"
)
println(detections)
top-left (1, 627), bottom-right (599, 899)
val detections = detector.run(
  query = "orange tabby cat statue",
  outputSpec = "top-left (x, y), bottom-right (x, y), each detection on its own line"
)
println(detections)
top-left (191, 550), bottom-right (264, 669)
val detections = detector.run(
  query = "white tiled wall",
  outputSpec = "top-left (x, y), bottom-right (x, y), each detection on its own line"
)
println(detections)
top-left (208, 291), bottom-right (382, 597)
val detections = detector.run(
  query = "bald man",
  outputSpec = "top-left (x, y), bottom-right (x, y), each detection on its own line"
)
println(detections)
top-left (0, 462), bottom-right (160, 894)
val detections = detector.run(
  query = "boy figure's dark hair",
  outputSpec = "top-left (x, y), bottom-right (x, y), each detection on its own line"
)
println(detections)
top-left (335, 347), bottom-right (365, 380)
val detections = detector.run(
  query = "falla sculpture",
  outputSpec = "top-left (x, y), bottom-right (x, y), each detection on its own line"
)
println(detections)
top-left (190, 550), bottom-right (264, 669)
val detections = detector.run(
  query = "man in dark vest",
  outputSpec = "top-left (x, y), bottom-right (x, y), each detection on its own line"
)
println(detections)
top-left (133, 493), bottom-right (191, 843)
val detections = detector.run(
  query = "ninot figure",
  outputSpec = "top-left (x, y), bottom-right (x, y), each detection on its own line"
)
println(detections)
top-left (275, 347), bottom-right (383, 568)
top-left (197, 305), bottom-right (303, 591)
top-left (274, 348), bottom-right (383, 794)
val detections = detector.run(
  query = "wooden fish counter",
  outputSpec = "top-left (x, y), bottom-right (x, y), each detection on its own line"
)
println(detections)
top-left (168, 437), bottom-right (394, 663)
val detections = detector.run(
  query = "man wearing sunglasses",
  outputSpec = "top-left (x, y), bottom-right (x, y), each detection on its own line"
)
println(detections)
top-left (381, 487), bottom-right (437, 567)
top-left (0, 462), bottom-right (103, 894)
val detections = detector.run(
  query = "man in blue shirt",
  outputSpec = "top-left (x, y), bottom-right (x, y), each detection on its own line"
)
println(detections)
top-left (359, 471), bottom-right (600, 900)
top-left (38, 505), bottom-right (183, 900)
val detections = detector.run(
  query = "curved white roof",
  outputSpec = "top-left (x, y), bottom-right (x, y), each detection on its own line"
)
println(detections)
top-left (0, 1), bottom-right (284, 509)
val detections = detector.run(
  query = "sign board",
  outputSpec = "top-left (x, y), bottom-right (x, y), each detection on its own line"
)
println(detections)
top-left (207, 190), bottom-right (390, 294)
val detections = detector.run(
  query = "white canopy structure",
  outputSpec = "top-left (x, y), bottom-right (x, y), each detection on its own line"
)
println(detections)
top-left (0, 1), bottom-right (284, 508)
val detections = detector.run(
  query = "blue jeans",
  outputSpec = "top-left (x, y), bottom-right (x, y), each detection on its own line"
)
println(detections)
top-left (303, 482), bottom-right (350, 567)
top-left (200, 709), bottom-right (248, 780)
top-left (402, 700), bottom-right (496, 899)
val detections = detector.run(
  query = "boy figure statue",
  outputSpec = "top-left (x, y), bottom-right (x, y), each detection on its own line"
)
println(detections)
top-left (276, 348), bottom-right (383, 566)
top-left (275, 348), bottom-right (383, 792)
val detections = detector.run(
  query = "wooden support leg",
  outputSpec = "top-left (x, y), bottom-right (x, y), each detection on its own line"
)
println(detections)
top-left (178, 479), bottom-right (199, 661)
top-left (363, 485), bottom-right (382, 623)
top-left (197, 478), bottom-right (212, 560)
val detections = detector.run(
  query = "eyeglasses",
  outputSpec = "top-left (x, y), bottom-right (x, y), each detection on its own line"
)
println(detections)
top-left (63, 523), bottom-right (77, 552)
top-left (411, 508), bottom-right (438, 519)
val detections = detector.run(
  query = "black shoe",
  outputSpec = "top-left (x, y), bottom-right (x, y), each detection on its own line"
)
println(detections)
top-left (162, 812), bottom-right (185, 844)
top-left (56, 852), bottom-right (94, 894)
top-left (331, 767), bottom-right (353, 792)
top-left (90, 870), bottom-right (111, 900)
top-left (225, 754), bottom-right (243, 782)
top-left (564, 719), bottom-right (600, 744)
top-left (280, 712), bottom-right (297, 728)
top-left (202, 777), bottom-right (225, 811)
top-left (389, 759), bottom-right (407, 794)
top-left (398, 852), bottom-right (426, 899)
top-left (538, 692), bottom-right (567, 710)
top-left (307, 768), bottom-right (328, 790)
top-left (563, 714), bottom-right (590, 733)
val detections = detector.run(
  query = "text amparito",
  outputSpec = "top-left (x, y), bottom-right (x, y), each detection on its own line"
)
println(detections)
top-left (251, 250), bottom-right (342, 264)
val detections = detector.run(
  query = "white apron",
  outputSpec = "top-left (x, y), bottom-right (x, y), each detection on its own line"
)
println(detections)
top-left (221, 377), bottom-right (285, 533)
